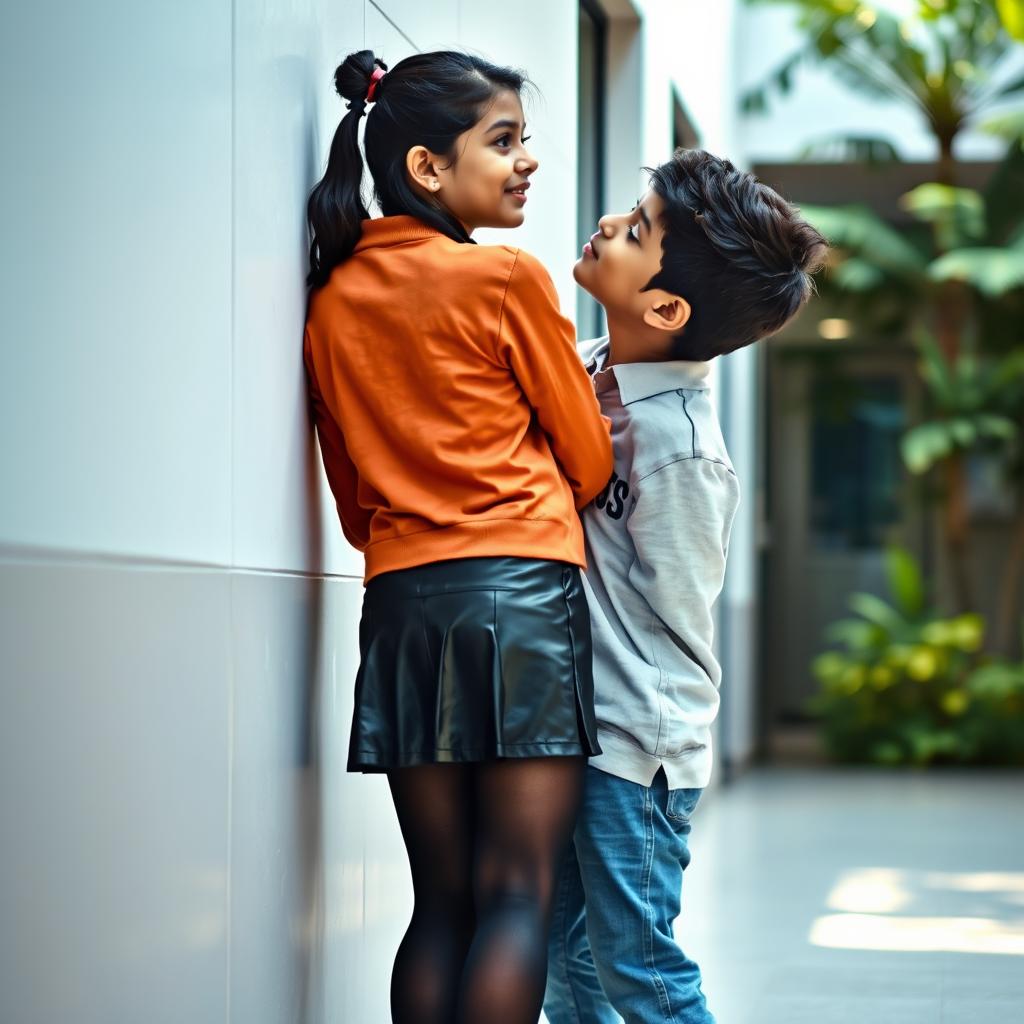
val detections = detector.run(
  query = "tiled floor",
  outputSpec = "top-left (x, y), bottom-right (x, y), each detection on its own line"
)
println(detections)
top-left (677, 769), bottom-right (1024, 1024)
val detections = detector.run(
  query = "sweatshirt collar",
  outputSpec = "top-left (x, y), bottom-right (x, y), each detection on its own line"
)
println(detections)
top-left (354, 215), bottom-right (447, 253)
top-left (581, 336), bottom-right (711, 405)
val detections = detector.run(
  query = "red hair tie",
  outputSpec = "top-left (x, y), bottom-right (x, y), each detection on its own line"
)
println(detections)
top-left (366, 67), bottom-right (386, 103)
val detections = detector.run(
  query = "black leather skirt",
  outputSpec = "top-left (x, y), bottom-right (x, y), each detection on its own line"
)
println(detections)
top-left (347, 556), bottom-right (601, 772)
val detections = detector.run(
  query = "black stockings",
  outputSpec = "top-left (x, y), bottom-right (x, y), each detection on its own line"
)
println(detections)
top-left (388, 757), bottom-right (586, 1024)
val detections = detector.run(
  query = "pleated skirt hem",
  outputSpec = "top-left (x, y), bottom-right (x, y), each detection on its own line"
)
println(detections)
top-left (346, 555), bottom-right (601, 773)
top-left (348, 740), bottom-right (594, 774)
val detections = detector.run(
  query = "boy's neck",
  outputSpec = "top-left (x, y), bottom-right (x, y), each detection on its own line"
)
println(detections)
top-left (605, 318), bottom-right (676, 367)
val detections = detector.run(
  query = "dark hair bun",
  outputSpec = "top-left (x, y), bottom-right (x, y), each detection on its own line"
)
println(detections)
top-left (334, 50), bottom-right (387, 105)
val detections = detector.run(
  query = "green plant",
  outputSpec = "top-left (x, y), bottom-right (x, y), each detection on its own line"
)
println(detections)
top-left (900, 332), bottom-right (1024, 476)
top-left (798, 154), bottom-right (1024, 641)
top-left (742, 0), bottom-right (1024, 181)
top-left (809, 548), bottom-right (1024, 764)
top-left (744, 0), bottom-right (1024, 635)
top-left (961, 654), bottom-right (1024, 761)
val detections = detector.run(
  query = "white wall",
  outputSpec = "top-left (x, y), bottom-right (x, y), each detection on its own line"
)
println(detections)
top-left (0, 2), bottom-right (582, 1022)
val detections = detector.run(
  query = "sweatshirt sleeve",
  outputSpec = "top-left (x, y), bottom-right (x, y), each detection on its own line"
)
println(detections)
top-left (303, 331), bottom-right (372, 551)
top-left (496, 250), bottom-right (613, 509)
top-left (625, 457), bottom-right (740, 687)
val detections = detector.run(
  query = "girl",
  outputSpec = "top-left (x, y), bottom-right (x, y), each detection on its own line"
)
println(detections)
top-left (303, 50), bottom-right (613, 1024)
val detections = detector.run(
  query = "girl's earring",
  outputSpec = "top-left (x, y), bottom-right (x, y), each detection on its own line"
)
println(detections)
top-left (431, 181), bottom-right (440, 191)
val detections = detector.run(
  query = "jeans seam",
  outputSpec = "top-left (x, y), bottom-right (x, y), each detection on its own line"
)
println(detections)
top-left (553, 855), bottom-right (585, 1024)
top-left (642, 785), bottom-right (676, 1021)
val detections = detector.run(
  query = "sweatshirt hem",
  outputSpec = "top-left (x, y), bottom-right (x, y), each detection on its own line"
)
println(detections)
top-left (362, 518), bottom-right (586, 583)
top-left (589, 730), bottom-right (712, 789)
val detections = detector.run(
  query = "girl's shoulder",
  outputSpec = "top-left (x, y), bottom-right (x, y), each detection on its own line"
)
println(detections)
top-left (450, 239), bottom-right (518, 274)
top-left (457, 242), bottom-right (557, 294)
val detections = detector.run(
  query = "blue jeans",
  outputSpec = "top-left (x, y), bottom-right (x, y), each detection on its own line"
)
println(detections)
top-left (543, 766), bottom-right (714, 1024)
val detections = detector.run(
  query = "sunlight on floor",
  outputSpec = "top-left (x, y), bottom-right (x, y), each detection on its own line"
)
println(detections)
top-left (811, 868), bottom-right (1024, 955)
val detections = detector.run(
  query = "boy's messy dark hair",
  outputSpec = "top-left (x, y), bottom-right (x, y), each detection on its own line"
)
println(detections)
top-left (645, 149), bottom-right (827, 360)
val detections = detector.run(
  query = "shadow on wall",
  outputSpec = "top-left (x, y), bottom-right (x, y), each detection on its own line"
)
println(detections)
top-left (296, 438), bottom-right (328, 1021)
top-left (297, 52), bottom-right (329, 1024)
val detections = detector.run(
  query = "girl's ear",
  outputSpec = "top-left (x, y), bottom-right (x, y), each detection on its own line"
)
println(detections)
top-left (406, 146), bottom-right (443, 195)
top-left (642, 291), bottom-right (691, 334)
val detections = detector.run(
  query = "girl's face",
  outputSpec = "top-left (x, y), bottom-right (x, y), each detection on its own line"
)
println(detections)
top-left (434, 90), bottom-right (538, 233)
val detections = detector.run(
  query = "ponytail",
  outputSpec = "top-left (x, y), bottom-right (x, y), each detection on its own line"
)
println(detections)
top-left (306, 51), bottom-right (385, 289)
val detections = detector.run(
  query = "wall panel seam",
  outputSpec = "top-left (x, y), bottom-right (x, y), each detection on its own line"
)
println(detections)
top-left (0, 547), bottom-right (362, 582)
top-left (227, 0), bottom-right (237, 1019)
top-left (367, 0), bottom-right (420, 50)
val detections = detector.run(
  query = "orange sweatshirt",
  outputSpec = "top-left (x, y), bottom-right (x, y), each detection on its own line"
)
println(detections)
top-left (304, 215), bottom-right (613, 582)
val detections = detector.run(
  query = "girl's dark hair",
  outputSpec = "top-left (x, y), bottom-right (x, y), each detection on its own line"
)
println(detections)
top-left (645, 149), bottom-right (828, 360)
top-left (307, 49), bottom-right (526, 289)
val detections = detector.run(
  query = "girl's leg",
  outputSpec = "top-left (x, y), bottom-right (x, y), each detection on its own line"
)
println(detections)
top-left (388, 764), bottom-right (477, 1024)
top-left (458, 756), bottom-right (587, 1024)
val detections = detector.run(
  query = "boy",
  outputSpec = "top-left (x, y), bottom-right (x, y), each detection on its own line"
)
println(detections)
top-left (543, 150), bottom-right (827, 1024)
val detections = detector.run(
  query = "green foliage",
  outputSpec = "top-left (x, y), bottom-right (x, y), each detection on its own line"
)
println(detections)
top-left (811, 548), bottom-right (1024, 764)
top-left (886, 544), bottom-right (926, 616)
top-left (981, 108), bottom-right (1024, 140)
top-left (899, 332), bottom-right (1024, 473)
top-left (798, 158), bottom-right (1024, 335)
top-left (964, 657), bottom-right (1024, 760)
top-left (742, 0), bottom-right (1019, 150)
top-left (981, 138), bottom-right (1024, 246)
top-left (996, 0), bottom-right (1024, 41)
top-left (928, 247), bottom-right (1024, 294)
top-left (798, 156), bottom-right (1024, 478)
top-left (901, 184), bottom-right (987, 250)
top-left (799, 203), bottom-right (929, 275)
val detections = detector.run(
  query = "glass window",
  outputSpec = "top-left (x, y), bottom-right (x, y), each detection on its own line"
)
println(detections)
top-left (809, 374), bottom-right (906, 550)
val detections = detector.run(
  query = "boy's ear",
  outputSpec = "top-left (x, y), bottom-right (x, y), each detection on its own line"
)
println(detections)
top-left (406, 145), bottom-right (443, 194)
top-left (642, 290), bottom-right (691, 334)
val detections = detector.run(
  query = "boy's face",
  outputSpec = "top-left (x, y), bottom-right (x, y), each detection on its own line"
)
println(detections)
top-left (573, 189), bottom-right (688, 336)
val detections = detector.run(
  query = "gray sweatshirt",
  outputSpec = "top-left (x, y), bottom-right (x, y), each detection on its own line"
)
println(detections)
top-left (579, 337), bottom-right (740, 789)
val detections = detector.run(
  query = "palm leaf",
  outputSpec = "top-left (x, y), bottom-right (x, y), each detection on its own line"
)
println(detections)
top-left (973, 413), bottom-right (1018, 441)
top-left (901, 184), bottom-right (987, 250)
top-left (885, 546), bottom-right (925, 618)
top-left (743, 0), bottom-right (1020, 142)
top-left (993, 69), bottom-right (1024, 98)
top-left (740, 48), bottom-right (806, 113)
top-left (915, 331), bottom-right (958, 408)
top-left (928, 247), bottom-right (1024, 295)
top-left (848, 591), bottom-right (909, 635)
top-left (993, 349), bottom-right (1024, 388)
top-left (832, 257), bottom-right (888, 291)
top-left (902, 421), bottom-right (954, 474)
top-left (799, 202), bottom-right (929, 276)
top-left (982, 139), bottom-right (1024, 246)
top-left (996, 0), bottom-right (1024, 42)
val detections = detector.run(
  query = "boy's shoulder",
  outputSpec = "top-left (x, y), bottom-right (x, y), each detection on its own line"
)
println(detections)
top-left (628, 388), bottom-right (734, 484)
top-left (581, 339), bottom-right (734, 480)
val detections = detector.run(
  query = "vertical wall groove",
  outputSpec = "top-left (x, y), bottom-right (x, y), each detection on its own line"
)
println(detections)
top-left (226, 0), bottom-right (238, 1020)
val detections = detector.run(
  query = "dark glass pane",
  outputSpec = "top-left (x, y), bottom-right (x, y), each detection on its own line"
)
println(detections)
top-left (809, 375), bottom-right (905, 550)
